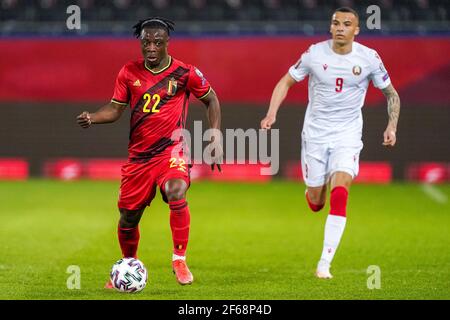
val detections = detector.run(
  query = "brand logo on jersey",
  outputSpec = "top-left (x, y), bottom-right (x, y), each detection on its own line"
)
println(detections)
top-left (133, 79), bottom-right (141, 87)
top-left (167, 77), bottom-right (178, 96)
top-left (352, 65), bottom-right (362, 76)
top-left (323, 64), bottom-right (328, 71)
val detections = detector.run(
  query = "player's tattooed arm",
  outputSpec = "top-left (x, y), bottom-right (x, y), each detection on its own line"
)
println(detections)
top-left (77, 101), bottom-right (126, 128)
top-left (381, 84), bottom-right (401, 147)
top-left (382, 84), bottom-right (401, 130)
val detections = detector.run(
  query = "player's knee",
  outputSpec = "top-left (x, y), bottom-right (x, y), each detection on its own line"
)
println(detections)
top-left (119, 208), bottom-right (143, 228)
top-left (164, 180), bottom-right (187, 202)
top-left (166, 190), bottom-right (186, 202)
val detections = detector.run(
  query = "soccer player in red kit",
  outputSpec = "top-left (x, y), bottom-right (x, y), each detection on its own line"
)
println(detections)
top-left (77, 18), bottom-right (222, 286)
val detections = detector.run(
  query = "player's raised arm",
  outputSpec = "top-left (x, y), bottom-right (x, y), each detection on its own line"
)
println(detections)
top-left (381, 84), bottom-right (401, 147)
top-left (261, 73), bottom-right (297, 130)
top-left (76, 101), bottom-right (127, 129)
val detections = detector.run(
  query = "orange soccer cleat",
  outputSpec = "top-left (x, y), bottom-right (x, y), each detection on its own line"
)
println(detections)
top-left (104, 279), bottom-right (114, 289)
top-left (172, 259), bottom-right (194, 285)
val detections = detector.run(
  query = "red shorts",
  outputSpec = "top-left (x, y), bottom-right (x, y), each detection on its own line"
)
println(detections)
top-left (118, 154), bottom-right (190, 211)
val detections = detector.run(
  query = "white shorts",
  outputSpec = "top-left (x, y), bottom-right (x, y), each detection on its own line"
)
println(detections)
top-left (301, 138), bottom-right (363, 187)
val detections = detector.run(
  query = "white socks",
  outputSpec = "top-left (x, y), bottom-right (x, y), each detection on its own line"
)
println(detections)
top-left (172, 254), bottom-right (186, 261)
top-left (319, 214), bottom-right (347, 269)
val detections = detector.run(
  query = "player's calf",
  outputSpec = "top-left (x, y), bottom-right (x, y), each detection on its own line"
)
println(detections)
top-left (305, 186), bottom-right (326, 212)
top-left (169, 199), bottom-right (190, 257)
top-left (117, 208), bottom-right (144, 258)
top-left (316, 186), bottom-right (349, 279)
top-left (329, 186), bottom-right (348, 217)
top-left (168, 198), bottom-right (193, 285)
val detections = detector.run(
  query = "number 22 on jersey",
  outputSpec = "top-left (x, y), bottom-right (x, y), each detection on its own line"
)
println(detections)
top-left (142, 93), bottom-right (161, 113)
top-left (169, 158), bottom-right (187, 172)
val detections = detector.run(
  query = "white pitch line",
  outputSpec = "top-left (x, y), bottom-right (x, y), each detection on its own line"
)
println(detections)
top-left (421, 184), bottom-right (448, 204)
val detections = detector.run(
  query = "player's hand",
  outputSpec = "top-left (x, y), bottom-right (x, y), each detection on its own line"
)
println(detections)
top-left (260, 115), bottom-right (276, 130)
top-left (382, 127), bottom-right (396, 147)
top-left (77, 111), bottom-right (92, 129)
top-left (208, 140), bottom-right (223, 173)
top-left (211, 142), bottom-right (223, 172)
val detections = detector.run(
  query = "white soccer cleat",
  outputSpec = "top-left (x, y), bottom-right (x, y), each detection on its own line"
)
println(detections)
top-left (315, 269), bottom-right (333, 279)
top-left (315, 260), bottom-right (333, 279)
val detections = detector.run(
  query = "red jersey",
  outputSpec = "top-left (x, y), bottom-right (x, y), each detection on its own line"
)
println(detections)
top-left (111, 56), bottom-right (211, 163)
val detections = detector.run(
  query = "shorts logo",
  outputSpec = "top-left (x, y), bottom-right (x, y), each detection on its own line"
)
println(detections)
top-left (133, 79), bottom-right (141, 87)
top-left (323, 64), bottom-right (328, 71)
top-left (167, 77), bottom-right (178, 96)
top-left (352, 65), bottom-right (362, 76)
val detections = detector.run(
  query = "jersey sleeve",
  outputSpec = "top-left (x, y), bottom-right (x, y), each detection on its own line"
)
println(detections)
top-left (187, 66), bottom-right (212, 100)
top-left (369, 50), bottom-right (391, 89)
top-left (111, 66), bottom-right (130, 105)
top-left (288, 46), bottom-right (313, 82)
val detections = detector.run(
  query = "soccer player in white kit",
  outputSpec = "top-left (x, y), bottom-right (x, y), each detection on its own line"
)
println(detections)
top-left (261, 7), bottom-right (401, 279)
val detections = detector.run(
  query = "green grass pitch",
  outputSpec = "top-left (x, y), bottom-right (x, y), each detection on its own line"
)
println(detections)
top-left (0, 180), bottom-right (449, 300)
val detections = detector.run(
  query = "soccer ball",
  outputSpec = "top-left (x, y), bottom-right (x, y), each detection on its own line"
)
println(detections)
top-left (110, 258), bottom-right (148, 293)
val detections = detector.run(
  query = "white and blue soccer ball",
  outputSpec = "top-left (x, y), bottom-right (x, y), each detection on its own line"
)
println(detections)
top-left (110, 258), bottom-right (148, 293)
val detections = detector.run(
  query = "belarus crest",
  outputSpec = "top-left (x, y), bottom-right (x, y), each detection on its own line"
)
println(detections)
top-left (352, 65), bottom-right (362, 76)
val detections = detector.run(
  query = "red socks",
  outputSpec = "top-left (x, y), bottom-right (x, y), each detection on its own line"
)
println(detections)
top-left (306, 191), bottom-right (325, 212)
top-left (117, 199), bottom-right (190, 258)
top-left (118, 225), bottom-right (140, 258)
top-left (169, 199), bottom-right (191, 256)
top-left (329, 186), bottom-right (348, 217)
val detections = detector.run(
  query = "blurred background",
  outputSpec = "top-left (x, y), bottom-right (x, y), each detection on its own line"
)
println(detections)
top-left (0, 0), bottom-right (449, 183)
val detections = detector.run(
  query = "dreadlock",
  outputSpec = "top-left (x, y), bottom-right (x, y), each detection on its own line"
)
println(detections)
top-left (132, 17), bottom-right (175, 38)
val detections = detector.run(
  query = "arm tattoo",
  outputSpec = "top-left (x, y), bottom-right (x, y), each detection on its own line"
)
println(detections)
top-left (381, 84), bottom-right (401, 130)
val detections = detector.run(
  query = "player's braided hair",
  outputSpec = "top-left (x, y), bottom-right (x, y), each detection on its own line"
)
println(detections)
top-left (132, 17), bottom-right (175, 38)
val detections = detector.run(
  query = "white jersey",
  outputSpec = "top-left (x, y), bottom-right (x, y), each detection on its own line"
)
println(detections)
top-left (289, 40), bottom-right (391, 143)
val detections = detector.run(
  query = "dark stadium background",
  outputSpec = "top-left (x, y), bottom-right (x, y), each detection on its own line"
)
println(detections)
top-left (0, 0), bottom-right (449, 183)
